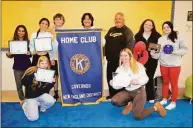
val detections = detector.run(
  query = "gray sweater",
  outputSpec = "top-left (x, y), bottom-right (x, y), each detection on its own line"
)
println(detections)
top-left (151, 34), bottom-right (188, 67)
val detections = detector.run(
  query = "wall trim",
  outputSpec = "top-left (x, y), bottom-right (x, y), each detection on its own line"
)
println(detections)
top-left (171, 0), bottom-right (175, 23)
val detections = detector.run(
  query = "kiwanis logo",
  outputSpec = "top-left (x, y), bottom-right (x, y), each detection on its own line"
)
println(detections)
top-left (70, 54), bottom-right (90, 74)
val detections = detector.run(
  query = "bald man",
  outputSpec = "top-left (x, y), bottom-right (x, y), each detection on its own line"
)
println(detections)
top-left (105, 12), bottom-right (134, 99)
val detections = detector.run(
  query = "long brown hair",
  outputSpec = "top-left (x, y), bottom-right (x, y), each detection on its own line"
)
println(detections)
top-left (137, 19), bottom-right (158, 35)
top-left (13, 25), bottom-right (29, 41)
top-left (162, 21), bottom-right (178, 43)
top-left (36, 18), bottom-right (50, 38)
top-left (119, 48), bottom-right (139, 74)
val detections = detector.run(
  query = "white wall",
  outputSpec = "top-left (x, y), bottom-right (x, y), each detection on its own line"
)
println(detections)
top-left (173, 1), bottom-right (192, 87)
top-left (2, 52), bottom-right (17, 90)
top-left (1, 1), bottom-right (192, 90)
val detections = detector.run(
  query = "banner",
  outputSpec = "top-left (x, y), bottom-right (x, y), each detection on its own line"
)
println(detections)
top-left (56, 29), bottom-right (104, 106)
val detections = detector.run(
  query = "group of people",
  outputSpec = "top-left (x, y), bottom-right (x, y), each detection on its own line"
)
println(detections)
top-left (104, 12), bottom-right (187, 120)
top-left (6, 12), bottom-right (187, 121)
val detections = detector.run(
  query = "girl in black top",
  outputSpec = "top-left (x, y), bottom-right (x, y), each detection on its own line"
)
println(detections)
top-left (21, 56), bottom-right (55, 121)
top-left (6, 25), bottom-right (32, 104)
top-left (134, 19), bottom-right (161, 102)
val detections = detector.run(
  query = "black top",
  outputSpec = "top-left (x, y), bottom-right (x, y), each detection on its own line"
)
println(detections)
top-left (6, 47), bottom-right (32, 70)
top-left (31, 53), bottom-right (50, 66)
top-left (21, 72), bottom-right (54, 99)
top-left (105, 25), bottom-right (134, 62)
top-left (134, 32), bottom-right (161, 69)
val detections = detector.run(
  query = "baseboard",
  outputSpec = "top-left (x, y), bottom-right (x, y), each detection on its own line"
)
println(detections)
top-left (1, 88), bottom-right (186, 102)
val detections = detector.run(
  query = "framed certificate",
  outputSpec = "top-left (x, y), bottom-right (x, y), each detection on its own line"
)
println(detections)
top-left (148, 43), bottom-right (161, 53)
top-left (35, 68), bottom-right (55, 83)
top-left (9, 41), bottom-right (28, 54)
top-left (34, 37), bottom-right (53, 52)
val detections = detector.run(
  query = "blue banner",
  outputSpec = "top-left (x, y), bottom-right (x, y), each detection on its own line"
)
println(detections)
top-left (56, 29), bottom-right (104, 106)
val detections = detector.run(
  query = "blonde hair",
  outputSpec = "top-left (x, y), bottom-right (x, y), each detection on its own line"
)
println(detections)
top-left (120, 48), bottom-right (139, 74)
top-left (37, 56), bottom-right (51, 69)
top-left (22, 56), bottom-right (50, 90)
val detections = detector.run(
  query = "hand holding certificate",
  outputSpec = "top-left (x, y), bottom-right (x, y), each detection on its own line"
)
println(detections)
top-left (34, 37), bottom-right (53, 52)
top-left (35, 68), bottom-right (55, 83)
top-left (9, 41), bottom-right (28, 54)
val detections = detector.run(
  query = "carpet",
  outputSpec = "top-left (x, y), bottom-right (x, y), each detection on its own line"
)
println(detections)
top-left (1, 99), bottom-right (192, 127)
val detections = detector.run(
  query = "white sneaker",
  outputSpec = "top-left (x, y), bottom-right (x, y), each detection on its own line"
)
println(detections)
top-left (149, 100), bottom-right (155, 103)
top-left (165, 103), bottom-right (176, 110)
top-left (40, 108), bottom-right (46, 112)
top-left (160, 100), bottom-right (167, 105)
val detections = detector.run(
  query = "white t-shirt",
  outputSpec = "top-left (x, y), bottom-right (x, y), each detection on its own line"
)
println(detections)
top-left (143, 32), bottom-right (151, 41)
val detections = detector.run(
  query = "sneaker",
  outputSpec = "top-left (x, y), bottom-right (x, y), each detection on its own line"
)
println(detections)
top-left (160, 100), bottom-right (167, 105)
top-left (149, 100), bottom-right (155, 103)
top-left (122, 103), bottom-right (132, 115)
top-left (154, 102), bottom-right (166, 117)
top-left (40, 108), bottom-right (46, 112)
top-left (165, 103), bottom-right (176, 110)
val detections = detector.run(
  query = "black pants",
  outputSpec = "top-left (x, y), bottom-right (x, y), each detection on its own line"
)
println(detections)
top-left (107, 61), bottom-right (124, 97)
top-left (145, 61), bottom-right (157, 101)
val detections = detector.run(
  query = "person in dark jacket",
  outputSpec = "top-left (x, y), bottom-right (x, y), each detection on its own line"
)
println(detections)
top-left (21, 56), bottom-right (55, 121)
top-left (6, 25), bottom-right (32, 105)
top-left (104, 12), bottom-right (134, 99)
top-left (134, 19), bottom-right (161, 103)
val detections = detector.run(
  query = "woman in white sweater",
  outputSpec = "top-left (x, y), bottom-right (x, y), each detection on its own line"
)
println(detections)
top-left (150, 21), bottom-right (188, 110)
top-left (111, 48), bottom-right (166, 120)
top-left (29, 18), bottom-right (58, 67)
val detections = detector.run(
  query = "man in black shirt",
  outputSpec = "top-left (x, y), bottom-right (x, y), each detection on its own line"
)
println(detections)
top-left (104, 12), bottom-right (134, 99)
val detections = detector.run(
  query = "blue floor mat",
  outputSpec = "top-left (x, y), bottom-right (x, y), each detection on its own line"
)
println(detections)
top-left (1, 99), bottom-right (192, 127)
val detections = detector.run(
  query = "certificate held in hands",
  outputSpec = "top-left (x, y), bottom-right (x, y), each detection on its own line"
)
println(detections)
top-left (34, 37), bottom-right (53, 52)
top-left (9, 41), bottom-right (28, 54)
top-left (35, 68), bottom-right (55, 83)
top-left (112, 72), bottom-right (132, 88)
